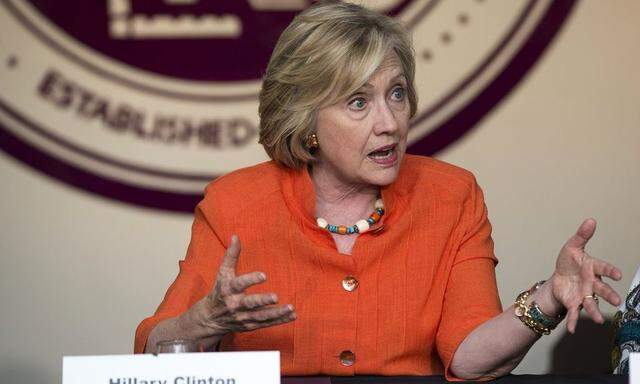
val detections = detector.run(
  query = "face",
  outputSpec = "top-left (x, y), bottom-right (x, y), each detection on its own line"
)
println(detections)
top-left (314, 55), bottom-right (410, 187)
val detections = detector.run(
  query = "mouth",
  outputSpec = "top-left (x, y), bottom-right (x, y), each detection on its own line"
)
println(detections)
top-left (367, 144), bottom-right (398, 165)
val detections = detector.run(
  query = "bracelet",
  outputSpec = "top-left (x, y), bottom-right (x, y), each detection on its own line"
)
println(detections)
top-left (514, 281), bottom-right (565, 336)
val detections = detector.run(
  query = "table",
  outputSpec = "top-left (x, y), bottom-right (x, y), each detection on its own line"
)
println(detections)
top-left (282, 375), bottom-right (626, 383)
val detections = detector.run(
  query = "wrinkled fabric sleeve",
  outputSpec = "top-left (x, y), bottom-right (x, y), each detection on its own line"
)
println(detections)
top-left (435, 176), bottom-right (503, 381)
top-left (134, 185), bottom-right (228, 354)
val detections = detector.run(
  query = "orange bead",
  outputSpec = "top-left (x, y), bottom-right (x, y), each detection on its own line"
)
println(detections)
top-left (338, 225), bottom-right (348, 234)
top-left (370, 212), bottom-right (381, 222)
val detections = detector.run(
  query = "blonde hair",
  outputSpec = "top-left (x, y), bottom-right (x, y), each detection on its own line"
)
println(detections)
top-left (258, 0), bottom-right (417, 169)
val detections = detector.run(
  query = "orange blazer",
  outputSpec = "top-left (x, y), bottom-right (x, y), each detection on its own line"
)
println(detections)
top-left (135, 155), bottom-right (502, 380)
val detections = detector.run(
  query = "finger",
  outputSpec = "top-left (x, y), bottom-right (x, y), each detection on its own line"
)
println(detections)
top-left (242, 312), bottom-right (298, 331)
top-left (220, 235), bottom-right (242, 273)
top-left (592, 259), bottom-right (623, 281)
top-left (565, 306), bottom-right (580, 334)
top-left (593, 279), bottom-right (622, 307)
top-left (564, 218), bottom-right (596, 250)
top-left (229, 271), bottom-right (266, 294)
top-left (582, 296), bottom-right (604, 324)
top-left (243, 304), bottom-right (295, 323)
top-left (240, 293), bottom-right (279, 310)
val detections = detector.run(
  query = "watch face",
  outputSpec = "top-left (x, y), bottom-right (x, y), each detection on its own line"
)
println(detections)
top-left (0, 0), bottom-right (576, 211)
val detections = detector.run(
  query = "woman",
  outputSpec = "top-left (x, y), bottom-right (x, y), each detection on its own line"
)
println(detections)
top-left (136, 1), bottom-right (622, 380)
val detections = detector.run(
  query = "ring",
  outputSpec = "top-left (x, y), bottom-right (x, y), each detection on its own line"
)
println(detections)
top-left (584, 294), bottom-right (599, 304)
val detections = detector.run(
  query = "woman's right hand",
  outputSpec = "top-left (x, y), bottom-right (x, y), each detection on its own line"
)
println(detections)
top-left (195, 235), bottom-right (297, 337)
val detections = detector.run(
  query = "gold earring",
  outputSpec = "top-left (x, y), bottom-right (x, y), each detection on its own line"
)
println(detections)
top-left (306, 133), bottom-right (319, 152)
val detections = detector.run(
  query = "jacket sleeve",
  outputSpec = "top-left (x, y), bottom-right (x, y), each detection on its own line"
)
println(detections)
top-left (435, 176), bottom-right (503, 381)
top-left (134, 184), bottom-right (230, 354)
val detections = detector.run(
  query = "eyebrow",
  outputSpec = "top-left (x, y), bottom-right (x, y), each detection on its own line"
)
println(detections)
top-left (359, 73), bottom-right (407, 90)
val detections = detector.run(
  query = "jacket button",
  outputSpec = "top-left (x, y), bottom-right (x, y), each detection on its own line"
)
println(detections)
top-left (342, 276), bottom-right (358, 292)
top-left (339, 350), bottom-right (355, 366)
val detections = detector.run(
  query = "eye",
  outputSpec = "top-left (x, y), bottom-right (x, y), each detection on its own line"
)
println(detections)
top-left (348, 97), bottom-right (367, 111)
top-left (390, 86), bottom-right (405, 102)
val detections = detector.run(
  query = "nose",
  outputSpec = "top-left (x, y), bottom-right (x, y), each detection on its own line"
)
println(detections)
top-left (372, 99), bottom-right (399, 136)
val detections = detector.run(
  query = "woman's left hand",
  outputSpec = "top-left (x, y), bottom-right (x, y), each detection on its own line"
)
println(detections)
top-left (550, 218), bottom-right (623, 333)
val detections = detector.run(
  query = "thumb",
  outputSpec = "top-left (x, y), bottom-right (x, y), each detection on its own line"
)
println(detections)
top-left (564, 218), bottom-right (596, 250)
top-left (220, 234), bottom-right (242, 274)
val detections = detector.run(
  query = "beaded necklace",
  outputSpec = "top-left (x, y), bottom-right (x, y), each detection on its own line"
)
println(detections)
top-left (316, 198), bottom-right (384, 235)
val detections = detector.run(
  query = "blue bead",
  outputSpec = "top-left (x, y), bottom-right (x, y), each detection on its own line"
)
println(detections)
top-left (367, 218), bottom-right (375, 224)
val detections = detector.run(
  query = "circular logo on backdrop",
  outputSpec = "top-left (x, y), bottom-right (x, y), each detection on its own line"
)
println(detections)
top-left (0, 0), bottom-right (576, 212)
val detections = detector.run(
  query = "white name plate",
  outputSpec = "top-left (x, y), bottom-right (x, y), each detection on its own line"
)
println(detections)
top-left (632, 353), bottom-right (639, 384)
top-left (63, 351), bottom-right (280, 384)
